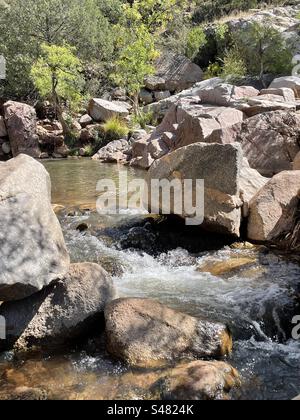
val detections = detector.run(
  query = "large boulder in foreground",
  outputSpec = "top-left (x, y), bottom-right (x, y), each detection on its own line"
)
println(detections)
top-left (0, 155), bottom-right (70, 301)
top-left (88, 98), bottom-right (129, 122)
top-left (146, 143), bottom-right (243, 236)
top-left (237, 111), bottom-right (300, 176)
top-left (160, 360), bottom-right (240, 400)
top-left (248, 171), bottom-right (300, 242)
top-left (0, 263), bottom-right (115, 353)
top-left (3, 101), bottom-right (41, 158)
top-left (105, 298), bottom-right (232, 368)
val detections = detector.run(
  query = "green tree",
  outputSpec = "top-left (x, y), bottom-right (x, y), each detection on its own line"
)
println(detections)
top-left (97, 0), bottom-right (124, 24)
top-left (234, 22), bottom-right (293, 80)
top-left (0, 0), bottom-right (116, 99)
top-left (123, 0), bottom-right (189, 34)
top-left (31, 44), bottom-right (83, 136)
top-left (162, 24), bottom-right (207, 60)
top-left (112, 25), bottom-right (159, 113)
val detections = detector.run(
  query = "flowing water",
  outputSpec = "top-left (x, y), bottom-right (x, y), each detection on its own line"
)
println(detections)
top-left (0, 159), bottom-right (300, 400)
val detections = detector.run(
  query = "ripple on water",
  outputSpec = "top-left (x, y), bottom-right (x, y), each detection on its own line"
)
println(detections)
top-left (61, 222), bottom-right (300, 399)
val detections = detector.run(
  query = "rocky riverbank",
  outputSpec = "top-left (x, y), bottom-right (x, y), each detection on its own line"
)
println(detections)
top-left (0, 154), bottom-right (242, 400)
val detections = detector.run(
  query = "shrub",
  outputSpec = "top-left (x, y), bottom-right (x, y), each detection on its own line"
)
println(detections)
top-left (204, 61), bottom-right (223, 79)
top-left (101, 116), bottom-right (129, 140)
top-left (185, 27), bottom-right (207, 60)
top-left (161, 24), bottom-right (207, 61)
top-left (131, 111), bottom-right (157, 130)
top-left (221, 47), bottom-right (247, 81)
top-left (83, 144), bottom-right (94, 157)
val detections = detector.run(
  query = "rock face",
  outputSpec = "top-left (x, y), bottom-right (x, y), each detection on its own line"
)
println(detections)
top-left (248, 171), bottom-right (300, 242)
top-left (0, 154), bottom-right (70, 301)
top-left (259, 88), bottom-right (296, 102)
top-left (236, 111), bottom-right (300, 176)
top-left (160, 360), bottom-right (240, 400)
top-left (145, 52), bottom-right (203, 92)
top-left (197, 83), bottom-right (259, 107)
top-left (105, 298), bottom-right (232, 368)
top-left (133, 99), bottom-right (244, 169)
top-left (146, 142), bottom-right (243, 236)
top-left (88, 98), bottom-right (129, 122)
top-left (239, 162), bottom-right (268, 217)
top-left (173, 103), bottom-right (244, 149)
top-left (238, 96), bottom-right (296, 118)
top-left (3, 101), bottom-right (41, 158)
top-left (0, 263), bottom-right (115, 353)
top-left (144, 78), bottom-right (224, 121)
top-left (92, 139), bottom-right (130, 163)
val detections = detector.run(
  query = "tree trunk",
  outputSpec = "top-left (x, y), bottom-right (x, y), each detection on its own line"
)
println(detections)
top-left (133, 93), bottom-right (140, 117)
top-left (258, 41), bottom-right (265, 87)
top-left (51, 73), bottom-right (71, 138)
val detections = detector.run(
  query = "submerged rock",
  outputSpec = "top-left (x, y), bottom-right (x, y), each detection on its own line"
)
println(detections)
top-left (197, 257), bottom-right (257, 277)
top-left (0, 263), bottom-right (115, 354)
top-left (0, 386), bottom-right (48, 401)
top-left (0, 155), bottom-right (70, 301)
top-left (0, 355), bottom-right (240, 401)
top-left (119, 226), bottom-right (157, 253)
top-left (160, 360), bottom-right (240, 400)
top-left (105, 298), bottom-right (232, 368)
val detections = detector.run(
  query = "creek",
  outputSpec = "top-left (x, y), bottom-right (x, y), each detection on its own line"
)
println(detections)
top-left (1, 159), bottom-right (300, 400)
